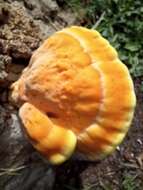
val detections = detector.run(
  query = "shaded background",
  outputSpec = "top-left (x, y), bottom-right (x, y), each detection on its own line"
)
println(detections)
top-left (0, 0), bottom-right (143, 189)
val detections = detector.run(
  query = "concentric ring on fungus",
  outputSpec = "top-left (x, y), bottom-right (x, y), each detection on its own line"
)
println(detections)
top-left (11, 26), bottom-right (136, 164)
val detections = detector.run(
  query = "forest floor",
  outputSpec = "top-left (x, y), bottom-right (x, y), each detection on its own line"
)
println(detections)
top-left (0, 0), bottom-right (143, 190)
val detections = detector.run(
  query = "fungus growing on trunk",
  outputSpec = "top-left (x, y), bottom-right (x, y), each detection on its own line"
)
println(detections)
top-left (11, 26), bottom-right (136, 164)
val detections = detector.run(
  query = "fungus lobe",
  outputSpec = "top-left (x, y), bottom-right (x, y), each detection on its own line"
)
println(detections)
top-left (11, 26), bottom-right (136, 164)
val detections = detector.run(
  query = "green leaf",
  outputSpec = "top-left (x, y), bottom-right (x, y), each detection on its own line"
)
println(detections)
top-left (66, 0), bottom-right (143, 77)
top-left (124, 42), bottom-right (140, 52)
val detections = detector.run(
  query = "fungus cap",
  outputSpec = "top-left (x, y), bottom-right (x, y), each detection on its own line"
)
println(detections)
top-left (11, 26), bottom-right (136, 164)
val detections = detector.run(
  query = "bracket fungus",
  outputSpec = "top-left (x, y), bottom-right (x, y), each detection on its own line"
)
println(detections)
top-left (11, 26), bottom-right (136, 164)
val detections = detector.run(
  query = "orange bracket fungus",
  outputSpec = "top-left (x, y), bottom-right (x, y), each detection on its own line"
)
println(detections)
top-left (11, 26), bottom-right (136, 164)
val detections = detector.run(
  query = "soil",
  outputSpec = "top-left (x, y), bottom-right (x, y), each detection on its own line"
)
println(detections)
top-left (0, 1), bottom-right (143, 190)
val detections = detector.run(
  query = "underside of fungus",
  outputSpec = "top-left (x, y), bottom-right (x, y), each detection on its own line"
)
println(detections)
top-left (11, 26), bottom-right (136, 164)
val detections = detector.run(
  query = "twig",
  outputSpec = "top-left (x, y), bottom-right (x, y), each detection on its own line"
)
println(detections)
top-left (92, 12), bottom-right (105, 29)
top-left (0, 165), bottom-right (26, 176)
top-left (45, 16), bottom-right (60, 31)
top-left (120, 162), bottom-right (139, 169)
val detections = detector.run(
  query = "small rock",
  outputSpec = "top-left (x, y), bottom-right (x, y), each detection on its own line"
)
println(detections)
top-left (136, 153), bottom-right (143, 169)
top-left (0, 55), bottom-right (11, 87)
top-left (0, 70), bottom-right (8, 83)
top-left (0, 1), bottom-right (42, 60)
top-left (10, 113), bottom-right (23, 139)
top-left (41, 0), bottom-right (59, 12)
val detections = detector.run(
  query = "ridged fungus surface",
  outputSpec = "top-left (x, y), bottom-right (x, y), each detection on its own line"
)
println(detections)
top-left (11, 26), bottom-right (136, 164)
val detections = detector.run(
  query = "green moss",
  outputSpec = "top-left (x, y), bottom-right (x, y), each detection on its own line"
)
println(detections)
top-left (122, 175), bottom-right (137, 190)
